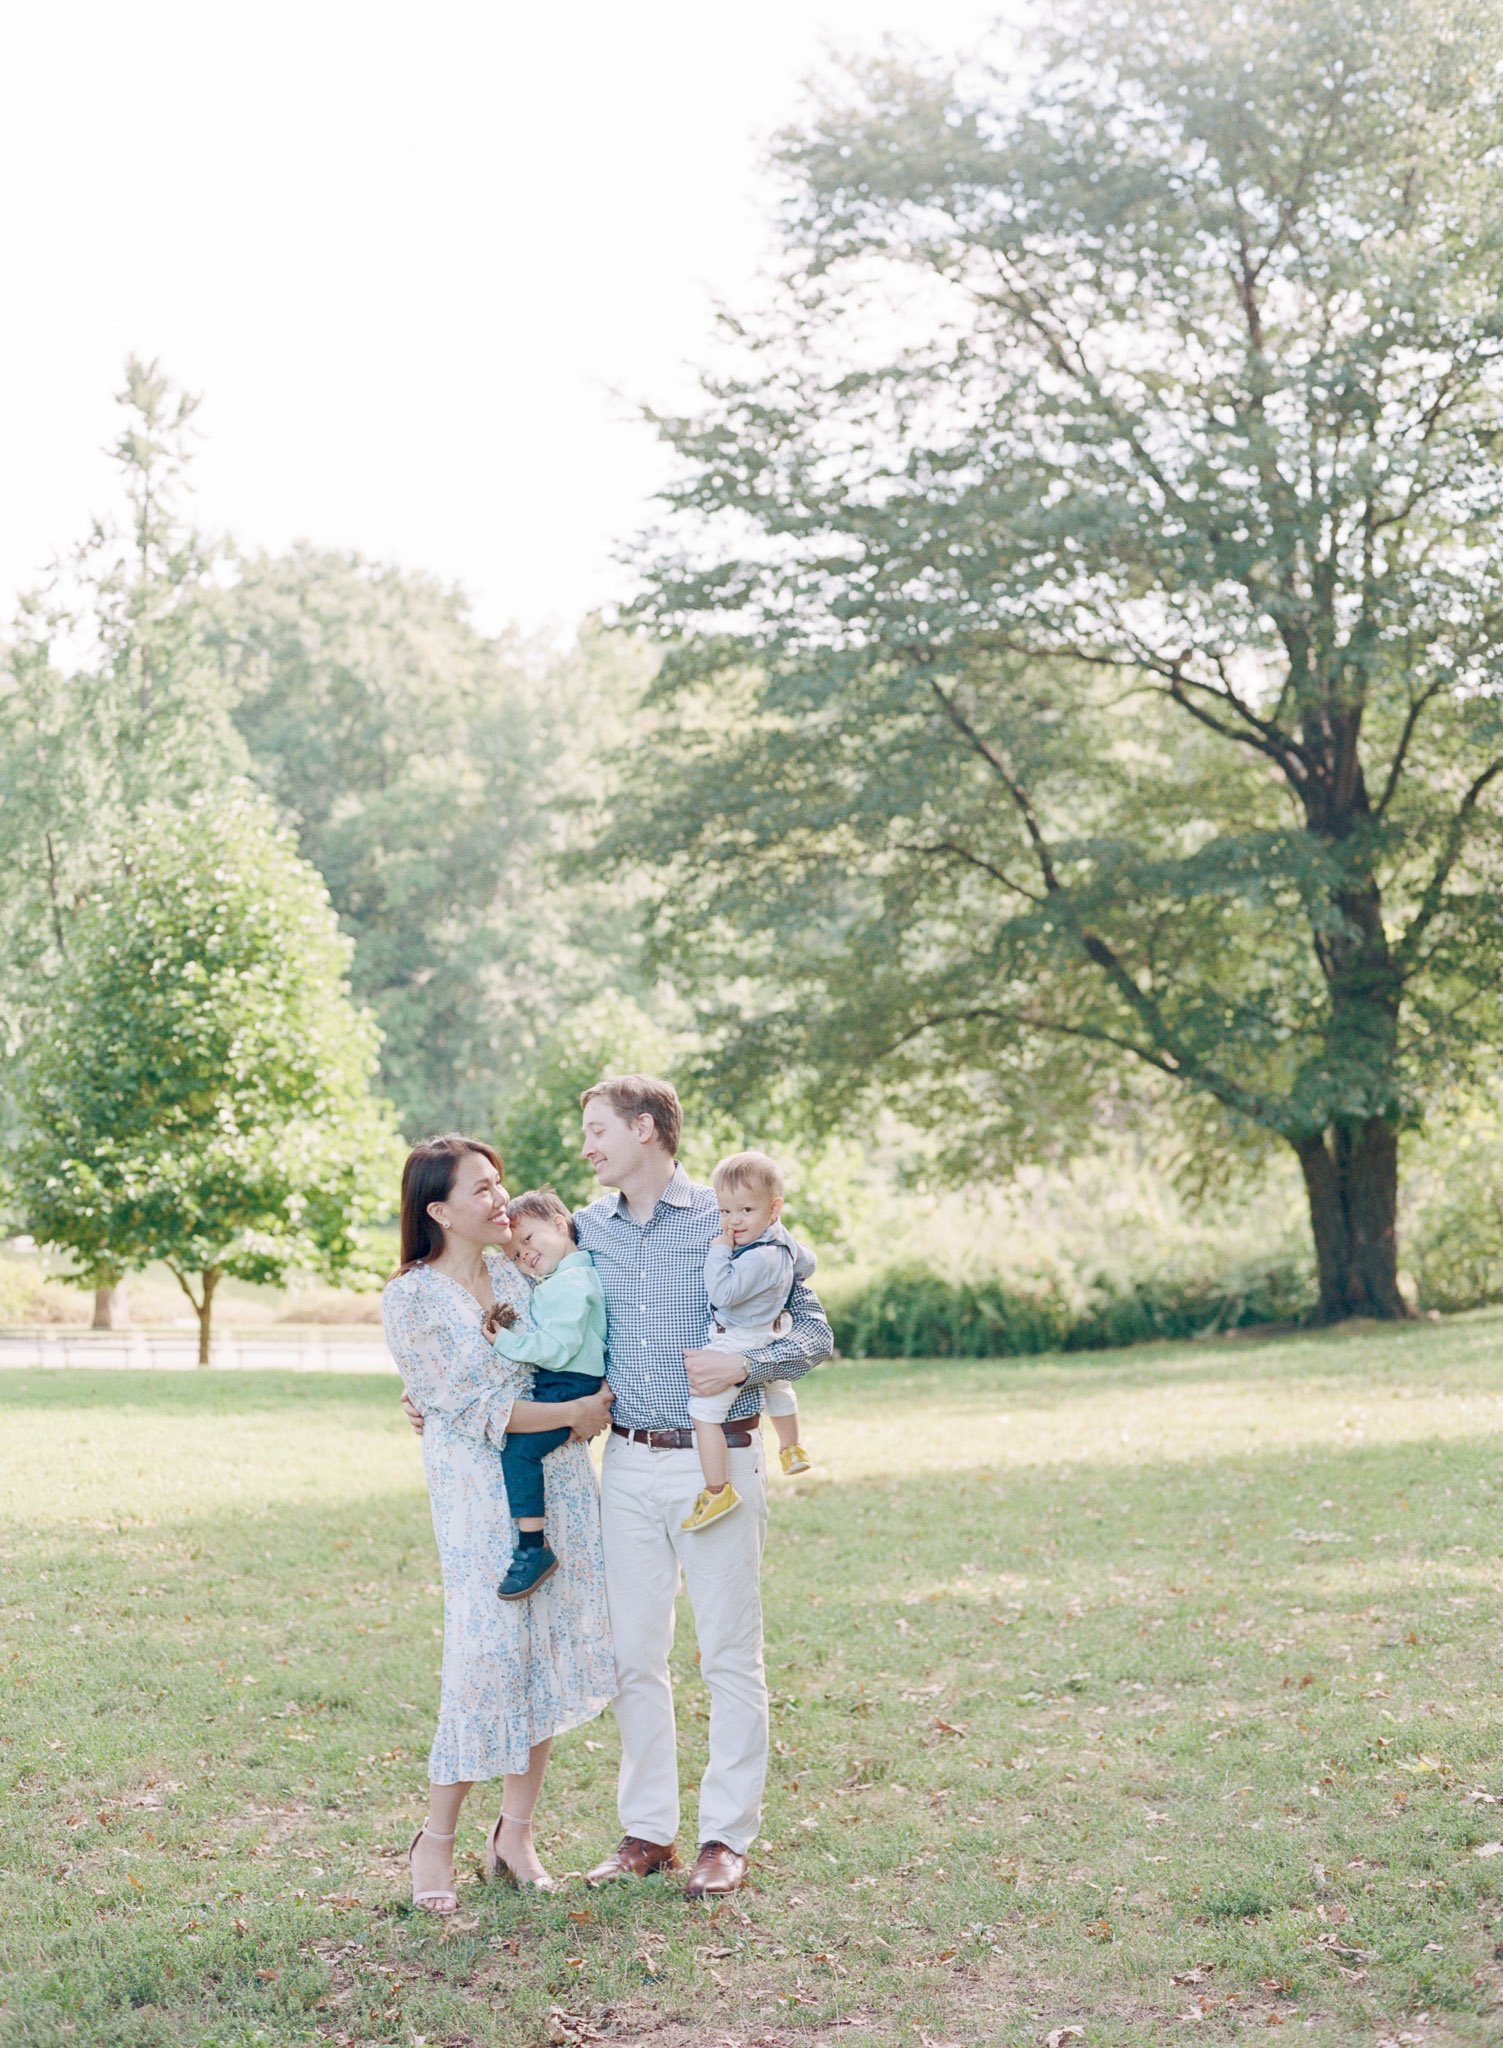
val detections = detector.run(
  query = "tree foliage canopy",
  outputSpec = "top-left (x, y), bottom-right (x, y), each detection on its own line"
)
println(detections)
top-left (0, 357), bottom-right (243, 1035)
top-left (215, 558), bottom-right (654, 1137)
top-left (612, 0), bottom-right (1503, 1318)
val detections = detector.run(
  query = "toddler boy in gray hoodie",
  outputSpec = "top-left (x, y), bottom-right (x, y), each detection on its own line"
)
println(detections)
top-left (682, 1149), bottom-right (815, 1532)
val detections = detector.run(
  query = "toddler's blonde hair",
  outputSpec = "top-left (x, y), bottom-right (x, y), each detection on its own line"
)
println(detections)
top-left (711, 1150), bottom-right (784, 1201)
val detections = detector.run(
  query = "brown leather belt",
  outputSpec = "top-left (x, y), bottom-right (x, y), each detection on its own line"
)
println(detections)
top-left (610, 1420), bottom-right (760, 1451)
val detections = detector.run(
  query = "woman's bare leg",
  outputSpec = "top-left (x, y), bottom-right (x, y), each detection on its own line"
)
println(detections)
top-left (493, 1737), bottom-right (554, 1883)
top-left (411, 1779), bottom-right (470, 1899)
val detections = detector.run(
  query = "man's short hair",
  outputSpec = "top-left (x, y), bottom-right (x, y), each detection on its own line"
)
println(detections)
top-left (711, 1150), bottom-right (784, 1201)
top-left (507, 1186), bottom-right (577, 1238)
top-left (579, 1073), bottom-right (682, 1157)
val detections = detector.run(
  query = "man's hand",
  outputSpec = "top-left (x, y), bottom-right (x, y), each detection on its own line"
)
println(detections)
top-left (572, 1386), bottom-right (615, 1440)
top-left (400, 1390), bottom-right (425, 1436)
top-left (685, 1348), bottom-right (747, 1399)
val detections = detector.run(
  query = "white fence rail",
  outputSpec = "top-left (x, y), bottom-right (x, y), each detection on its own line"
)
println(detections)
top-left (0, 1331), bottom-right (395, 1373)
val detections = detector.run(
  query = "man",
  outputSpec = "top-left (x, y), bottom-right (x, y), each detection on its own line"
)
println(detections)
top-left (575, 1075), bottom-right (831, 1898)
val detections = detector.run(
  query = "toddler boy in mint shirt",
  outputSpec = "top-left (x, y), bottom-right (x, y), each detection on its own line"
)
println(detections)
top-left (481, 1186), bottom-right (607, 1600)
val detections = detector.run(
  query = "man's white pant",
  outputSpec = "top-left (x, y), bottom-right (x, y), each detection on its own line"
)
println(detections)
top-left (600, 1432), bottom-right (768, 1853)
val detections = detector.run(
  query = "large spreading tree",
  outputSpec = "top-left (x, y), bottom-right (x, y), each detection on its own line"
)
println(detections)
top-left (615, 0), bottom-right (1503, 1322)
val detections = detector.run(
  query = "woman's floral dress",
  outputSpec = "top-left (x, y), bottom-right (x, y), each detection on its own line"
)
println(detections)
top-left (381, 1249), bottom-right (615, 1782)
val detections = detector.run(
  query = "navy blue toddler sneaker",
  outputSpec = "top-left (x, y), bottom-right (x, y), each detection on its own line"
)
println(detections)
top-left (497, 1544), bottom-right (559, 1600)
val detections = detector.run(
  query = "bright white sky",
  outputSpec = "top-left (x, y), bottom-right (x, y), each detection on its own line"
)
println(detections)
top-left (2, 0), bottom-right (1024, 639)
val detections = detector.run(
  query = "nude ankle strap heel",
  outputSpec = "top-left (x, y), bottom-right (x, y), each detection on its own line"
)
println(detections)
top-left (407, 1825), bottom-right (459, 1915)
top-left (486, 1813), bottom-right (558, 1892)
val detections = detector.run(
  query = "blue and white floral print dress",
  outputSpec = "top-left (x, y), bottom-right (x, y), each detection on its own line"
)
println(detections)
top-left (382, 1249), bottom-right (614, 1783)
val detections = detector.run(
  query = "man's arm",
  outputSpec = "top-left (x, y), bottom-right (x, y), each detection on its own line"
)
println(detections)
top-left (738, 1275), bottom-right (832, 1387)
top-left (685, 1275), bottom-right (833, 1399)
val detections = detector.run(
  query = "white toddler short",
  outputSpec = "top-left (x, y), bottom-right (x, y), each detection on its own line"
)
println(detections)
top-left (688, 1318), bottom-right (800, 1425)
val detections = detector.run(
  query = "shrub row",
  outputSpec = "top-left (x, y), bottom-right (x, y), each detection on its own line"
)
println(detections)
top-left (823, 1255), bottom-right (1314, 1359)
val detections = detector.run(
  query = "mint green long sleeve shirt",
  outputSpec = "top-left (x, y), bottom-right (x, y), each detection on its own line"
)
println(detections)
top-left (489, 1249), bottom-right (607, 1380)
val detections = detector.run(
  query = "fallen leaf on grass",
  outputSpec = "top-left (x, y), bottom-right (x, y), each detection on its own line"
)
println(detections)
top-left (1311, 1933), bottom-right (1374, 1962)
top-left (1474, 1842), bottom-right (1503, 1858)
top-left (547, 2011), bottom-right (604, 2047)
top-left (1046, 2029), bottom-right (1084, 2047)
top-left (929, 1716), bottom-right (968, 1737)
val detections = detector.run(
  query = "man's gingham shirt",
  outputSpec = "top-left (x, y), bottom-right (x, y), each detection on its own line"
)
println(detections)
top-left (573, 1164), bottom-right (832, 1432)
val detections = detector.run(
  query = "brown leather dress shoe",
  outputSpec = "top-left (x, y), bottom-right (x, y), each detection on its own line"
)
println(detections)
top-left (584, 1834), bottom-right (680, 1885)
top-left (683, 1839), bottom-right (748, 1899)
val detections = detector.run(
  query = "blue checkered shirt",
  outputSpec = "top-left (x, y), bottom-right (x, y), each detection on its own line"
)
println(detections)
top-left (573, 1164), bottom-right (832, 1432)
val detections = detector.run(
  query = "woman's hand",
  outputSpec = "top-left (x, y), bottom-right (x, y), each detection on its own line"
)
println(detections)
top-left (400, 1390), bottom-right (425, 1436)
top-left (570, 1385), bottom-right (615, 1440)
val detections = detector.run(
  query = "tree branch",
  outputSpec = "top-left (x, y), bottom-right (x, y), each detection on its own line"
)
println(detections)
top-left (883, 1001), bottom-right (1288, 1132)
top-left (925, 677), bottom-right (1062, 892)
top-left (894, 838), bottom-right (1046, 903)
top-left (1375, 677), bottom-right (1450, 817)
top-left (1394, 757), bottom-right (1503, 969)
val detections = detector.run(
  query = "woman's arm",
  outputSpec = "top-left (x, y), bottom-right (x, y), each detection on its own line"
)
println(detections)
top-left (508, 1386), bottom-right (614, 1437)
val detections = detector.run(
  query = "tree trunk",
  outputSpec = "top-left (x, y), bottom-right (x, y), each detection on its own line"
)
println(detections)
top-left (92, 1278), bottom-right (130, 1329)
top-left (196, 1267), bottom-right (220, 1366)
top-left (1294, 1119), bottom-right (1409, 1322)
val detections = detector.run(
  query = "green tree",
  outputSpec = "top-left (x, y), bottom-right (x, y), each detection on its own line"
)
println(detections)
top-left (211, 555), bottom-right (653, 1135)
top-left (495, 992), bottom-right (684, 1206)
top-left (0, 357), bottom-right (241, 990)
top-left (616, 0), bottom-right (1503, 1322)
top-left (12, 795), bottom-right (403, 1362)
top-left (0, 357), bottom-right (244, 1321)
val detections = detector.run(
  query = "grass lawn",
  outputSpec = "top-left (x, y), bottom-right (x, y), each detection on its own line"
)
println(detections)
top-left (3, 1318), bottom-right (1502, 2047)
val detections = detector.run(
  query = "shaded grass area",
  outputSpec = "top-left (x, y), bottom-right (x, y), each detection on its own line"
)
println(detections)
top-left (3, 1318), bottom-right (1503, 2046)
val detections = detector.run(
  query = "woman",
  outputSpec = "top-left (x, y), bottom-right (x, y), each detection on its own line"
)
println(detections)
top-left (381, 1134), bottom-right (615, 1912)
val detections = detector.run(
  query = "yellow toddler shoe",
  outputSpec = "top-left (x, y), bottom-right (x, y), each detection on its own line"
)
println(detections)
top-left (779, 1443), bottom-right (812, 1477)
top-left (681, 1484), bottom-right (742, 1532)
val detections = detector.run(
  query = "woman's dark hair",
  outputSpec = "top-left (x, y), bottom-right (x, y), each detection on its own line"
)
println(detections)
top-left (397, 1134), bottom-right (505, 1272)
